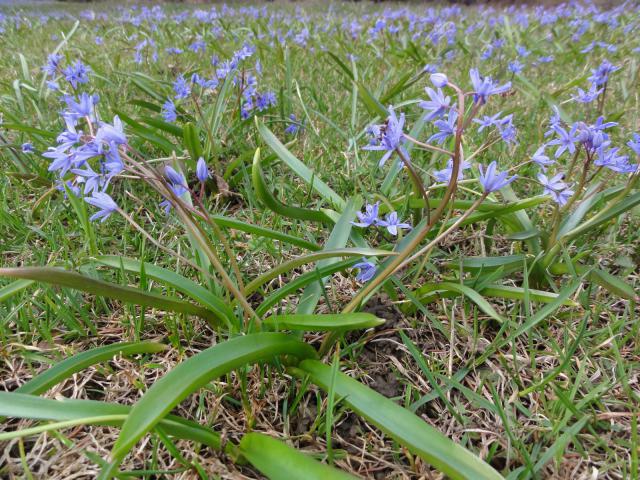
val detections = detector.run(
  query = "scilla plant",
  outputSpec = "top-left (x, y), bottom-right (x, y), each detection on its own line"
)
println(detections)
top-left (1, 57), bottom-right (638, 480)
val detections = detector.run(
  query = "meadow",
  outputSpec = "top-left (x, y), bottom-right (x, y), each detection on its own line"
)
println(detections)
top-left (0, 1), bottom-right (639, 479)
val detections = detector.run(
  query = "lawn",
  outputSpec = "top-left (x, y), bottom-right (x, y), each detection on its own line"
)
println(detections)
top-left (0, 1), bottom-right (639, 479)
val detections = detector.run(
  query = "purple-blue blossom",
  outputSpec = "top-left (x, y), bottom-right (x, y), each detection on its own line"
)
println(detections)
top-left (196, 157), bottom-right (209, 183)
top-left (537, 172), bottom-right (574, 205)
top-left (378, 211), bottom-right (411, 236)
top-left (353, 259), bottom-right (376, 282)
top-left (85, 192), bottom-right (118, 222)
top-left (352, 202), bottom-right (380, 228)
top-left (469, 68), bottom-right (511, 105)
top-left (363, 107), bottom-right (409, 167)
top-left (478, 161), bottom-right (517, 193)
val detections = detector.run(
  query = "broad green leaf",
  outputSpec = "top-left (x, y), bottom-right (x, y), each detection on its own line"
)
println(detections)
top-left (0, 267), bottom-right (217, 324)
top-left (212, 214), bottom-right (321, 251)
top-left (264, 313), bottom-right (384, 331)
top-left (256, 259), bottom-right (357, 317)
top-left (296, 197), bottom-right (361, 314)
top-left (17, 342), bottom-right (167, 396)
top-left (245, 247), bottom-right (395, 295)
top-left (445, 255), bottom-right (527, 273)
top-left (293, 360), bottom-right (502, 480)
top-left (252, 148), bottom-right (330, 223)
top-left (562, 191), bottom-right (640, 241)
top-left (239, 433), bottom-right (358, 480)
top-left (182, 122), bottom-right (203, 169)
top-left (92, 256), bottom-right (235, 327)
top-left (590, 269), bottom-right (638, 302)
top-left (415, 282), bottom-right (507, 323)
top-left (256, 119), bottom-right (346, 209)
top-left (0, 391), bottom-right (226, 453)
top-left (108, 333), bottom-right (317, 470)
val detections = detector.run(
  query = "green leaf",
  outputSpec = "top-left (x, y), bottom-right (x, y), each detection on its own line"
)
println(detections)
top-left (212, 214), bottom-right (321, 251)
top-left (245, 247), bottom-right (395, 295)
top-left (0, 267), bottom-right (217, 324)
top-left (264, 313), bottom-right (384, 331)
top-left (239, 433), bottom-right (358, 480)
top-left (0, 279), bottom-right (34, 302)
top-left (590, 269), bottom-right (639, 302)
top-left (0, 391), bottom-right (226, 453)
top-left (16, 342), bottom-right (167, 396)
top-left (183, 122), bottom-right (203, 169)
top-left (92, 256), bottom-right (235, 327)
top-left (296, 197), bottom-right (361, 314)
top-left (444, 255), bottom-right (527, 273)
top-left (415, 282), bottom-right (507, 323)
top-left (109, 333), bottom-right (317, 470)
top-left (256, 259), bottom-right (357, 317)
top-left (256, 119), bottom-right (346, 209)
top-left (326, 52), bottom-right (388, 118)
top-left (562, 191), bottom-right (640, 241)
top-left (293, 360), bottom-right (502, 480)
top-left (252, 148), bottom-right (331, 223)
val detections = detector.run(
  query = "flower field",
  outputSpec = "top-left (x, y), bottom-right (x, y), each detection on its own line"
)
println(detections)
top-left (0, 1), bottom-right (639, 479)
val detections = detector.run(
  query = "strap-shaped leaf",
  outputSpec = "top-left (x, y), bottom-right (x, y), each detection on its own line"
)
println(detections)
top-left (256, 259), bottom-right (357, 317)
top-left (239, 433), bottom-right (358, 480)
top-left (264, 313), bottom-right (384, 331)
top-left (16, 341), bottom-right (167, 395)
top-left (0, 279), bottom-right (34, 302)
top-left (255, 118), bottom-right (346, 209)
top-left (0, 267), bottom-right (217, 323)
top-left (252, 148), bottom-right (331, 223)
top-left (245, 248), bottom-right (396, 295)
top-left (212, 214), bottom-right (320, 251)
top-left (293, 360), bottom-right (502, 480)
top-left (92, 256), bottom-right (235, 327)
top-left (415, 282), bottom-right (507, 323)
top-left (0, 391), bottom-right (226, 453)
top-left (108, 333), bottom-right (317, 472)
top-left (296, 197), bottom-right (361, 314)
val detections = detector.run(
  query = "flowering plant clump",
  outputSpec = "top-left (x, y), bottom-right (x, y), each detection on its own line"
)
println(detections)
top-left (0, 3), bottom-right (639, 480)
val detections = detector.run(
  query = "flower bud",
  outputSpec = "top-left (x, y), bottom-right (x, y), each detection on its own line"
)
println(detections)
top-left (430, 73), bottom-right (448, 88)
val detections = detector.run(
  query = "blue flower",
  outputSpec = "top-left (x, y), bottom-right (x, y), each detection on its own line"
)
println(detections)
top-left (353, 259), bottom-right (376, 282)
top-left (285, 114), bottom-right (302, 135)
top-left (419, 87), bottom-right (451, 121)
top-left (21, 143), bottom-right (34, 153)
top-left (42, 53), bottom-right (63, 77)
top-left (96, 116), bottom-right (127, 146)
top-left (363, 107), bottom-right (409, 167)
top-left (478, 161), bottom-right (517, 193)
top-left (628, 133), bottom-right (640, 156)
top-left (430, 73), bottom-right (448, 88)
top-left (378, 211), bottom-right (411, 236)
top-left (595, 146), bottom-right (636, 174)
top-left (572, 85), bottom-right (603, 103)
top-left (433, 159), bottom-right (471, 183)
top-left (165, 166), bottom-right (186, 186)
top-left (537, 172), bottom-right (574, 205)
top-left (196, 157), bottom-right (209, 183)
top-left (469, 68), bottom-right (511, 105)
top-left (173, 75), bottom-right (191, 100)
top-left (352, 202), bottom-right (380, 228)
top-left (72, 163), bottom-right (105, 195)
top-left (588, 59), bottom-right (620, 86)
top-left (85, 192), bottom-right (118, 222)
top-left (162, 99), bottom-right (177, 122)
top-left (508, 60), bottom-right (524, 74)
top-left (548, 124), bottom-right (579, 158)
top-left (532, 145), bottom-right (554, 168)
top-left (428, 111), bottom-right (457, 145)
top-left (62, 60), bottom-right (91, 89)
